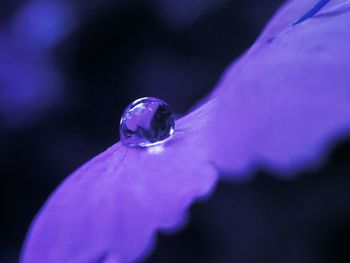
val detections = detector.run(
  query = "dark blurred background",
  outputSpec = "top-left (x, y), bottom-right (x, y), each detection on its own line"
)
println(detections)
top-left (1, 0), bottom-right (350, 262)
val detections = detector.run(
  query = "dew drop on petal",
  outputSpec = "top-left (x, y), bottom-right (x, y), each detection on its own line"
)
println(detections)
top-left (119, 97), bottom-right (175, 147)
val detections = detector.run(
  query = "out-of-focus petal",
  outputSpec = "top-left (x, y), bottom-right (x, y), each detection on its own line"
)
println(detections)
top-left (210, 0), bottom-right (350, 175)
top-left (0, 35), bottom-right (62, 128)
top-left (21, 101), bottom-right (217, 263)
top-left (10, 1), bottom-right (75, 51)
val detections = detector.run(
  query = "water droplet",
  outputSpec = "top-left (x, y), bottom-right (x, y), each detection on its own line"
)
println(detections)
top-left (120, 97), bottom-right (175, 147)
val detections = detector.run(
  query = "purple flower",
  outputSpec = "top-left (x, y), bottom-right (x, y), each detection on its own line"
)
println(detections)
top-left (21, 0), bottom-right (350, 262)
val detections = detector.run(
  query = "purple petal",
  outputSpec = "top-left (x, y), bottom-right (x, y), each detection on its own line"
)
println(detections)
top-left (210, 0), bottom-right (350, 175)
top-left (292, 0), bottom-right (330, 26)
top-left (21, 101), bottom-right (217, 263)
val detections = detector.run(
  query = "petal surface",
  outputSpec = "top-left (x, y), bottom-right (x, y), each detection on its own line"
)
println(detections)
top-left (211, 0), bottom-right (350, 175)
top-left (21, 101), bottom-right (217, 263)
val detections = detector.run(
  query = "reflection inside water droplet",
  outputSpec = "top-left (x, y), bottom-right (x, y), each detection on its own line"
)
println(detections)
top-left (119, 97), bottom-right (175, 147)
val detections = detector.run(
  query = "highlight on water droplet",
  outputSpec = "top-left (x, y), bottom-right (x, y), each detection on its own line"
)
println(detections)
top-left (119, 97), bottom-right (175, 147)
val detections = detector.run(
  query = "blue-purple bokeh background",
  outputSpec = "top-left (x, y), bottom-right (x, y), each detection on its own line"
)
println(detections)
top-left (1, 0), bottom-right (350, 262)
